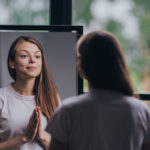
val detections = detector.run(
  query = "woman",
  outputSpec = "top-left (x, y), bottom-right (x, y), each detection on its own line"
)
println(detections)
top-left (0, 36), bottom-right (60, 150)
top-left (46, 31), bottom-right (150, 150)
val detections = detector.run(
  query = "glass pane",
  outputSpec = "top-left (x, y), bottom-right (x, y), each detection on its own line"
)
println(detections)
top-left (73, 0), bottom-right (150, 93)
top-left (83, 79), bottom-right (89, 92)
top-left (0, 0), bottom-right (49, 25)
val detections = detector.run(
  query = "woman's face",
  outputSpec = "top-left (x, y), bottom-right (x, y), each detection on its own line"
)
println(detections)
top-left (10, 41), bottom-right (42, 80)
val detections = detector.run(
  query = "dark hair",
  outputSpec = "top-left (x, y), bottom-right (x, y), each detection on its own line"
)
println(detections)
top-left (7, 36), bottom-right (60, 119)
top-left (77, 31), bottom-right (134, 96)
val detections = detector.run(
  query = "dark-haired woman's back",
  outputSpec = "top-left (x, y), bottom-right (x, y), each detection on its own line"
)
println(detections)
top-left (47, 89), bottom-right (150, 150)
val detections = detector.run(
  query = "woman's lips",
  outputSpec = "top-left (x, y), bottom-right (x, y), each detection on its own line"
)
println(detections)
top-left (27, 66), bottom-right (37, 70)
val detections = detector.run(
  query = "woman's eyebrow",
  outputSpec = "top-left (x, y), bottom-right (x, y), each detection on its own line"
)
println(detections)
top-left (35, 51), bottom-right (41, 54)
top-left (18, 49), bottom-right (41, 53)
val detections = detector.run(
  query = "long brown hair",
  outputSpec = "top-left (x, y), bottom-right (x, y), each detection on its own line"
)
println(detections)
top-left (77, 31), bottom-right (134, 96)
top-left (7, 36), bottom-right (60, 119)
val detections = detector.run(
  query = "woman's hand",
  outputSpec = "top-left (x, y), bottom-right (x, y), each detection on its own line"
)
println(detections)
top-left (23, 108), bottom-right (39, 142)
top-left (36, 107), bottom-right (43, 140)
top-left (36, 107), bottom-right (51, 150)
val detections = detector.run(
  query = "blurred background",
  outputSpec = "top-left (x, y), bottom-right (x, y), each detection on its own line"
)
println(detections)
top-left (73, 0), bottom-right (150, 94)
top-left (0, 0), bottom-right (150, 94)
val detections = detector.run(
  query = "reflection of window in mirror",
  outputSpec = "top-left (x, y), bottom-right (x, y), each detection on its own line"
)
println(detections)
top-left (83, 79), bottom-right (89, 92)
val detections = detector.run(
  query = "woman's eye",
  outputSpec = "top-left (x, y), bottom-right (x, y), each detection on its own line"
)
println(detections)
top-left (20, 55), bottom-right (28, 58)
top-left (35, 55), bottom-right (41, 59)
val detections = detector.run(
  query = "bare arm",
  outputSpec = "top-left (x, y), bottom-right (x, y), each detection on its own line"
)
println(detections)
top-left (37, 131), bottom-right (51, 150)
top-left (49, 138), bottom-right (68, 150)
top-left (0, 108), bottom-right (39, 150)
top-left (0, 134), bottom-right (28, 150)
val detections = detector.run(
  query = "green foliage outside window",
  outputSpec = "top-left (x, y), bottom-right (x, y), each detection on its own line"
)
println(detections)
top-left (73, 0), bottom-right (150, 93)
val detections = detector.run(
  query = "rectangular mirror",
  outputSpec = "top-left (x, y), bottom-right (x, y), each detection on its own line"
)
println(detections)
top-left (0, 27), bottom-right (83, 99)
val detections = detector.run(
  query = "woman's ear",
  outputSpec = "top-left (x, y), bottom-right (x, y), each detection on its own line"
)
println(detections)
top-left (77, 60), bottom-right (87, 79)
top-left (9, 60), bottom-right (15, 69)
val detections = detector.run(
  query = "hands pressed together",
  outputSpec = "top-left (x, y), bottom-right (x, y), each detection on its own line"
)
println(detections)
top-left (0, 106), bottom-right (51, 150)
top-left (23, 106), bottom-right (45, 142)
top-left (21, 106), bottom-right (51, 150)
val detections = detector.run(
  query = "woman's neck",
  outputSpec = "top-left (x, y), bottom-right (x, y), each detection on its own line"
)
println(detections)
top-left (12, 78), bottom-right (35, 96)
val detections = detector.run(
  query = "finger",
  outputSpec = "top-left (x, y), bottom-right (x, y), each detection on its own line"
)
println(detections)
top-left (32, 108), bottom-right (37, 118)
top-left (32, 115), bottom-right (38, 128)
top-left (36, 108), bottom-right (41, 128)
top-left (28, 108), bottom-right (39, 129)
top-left (37, 109), bottom-right (40, 120)
top-left (37, 109), bottom-right (40, 119)
top-left (28, 114), bottom-right (38, 132)
top-left (25, 112), bottom-right (39, 140)
top-left (36, 106), bottom-right (40, 113)
top-left (34, 107), bottom-right (40, 123)
top-left (26, 120), bottom-right (38, 140)
top-left (31, 109), bottom-right (38, 123)
top-left (26, 114), bottom-right (34, 130)
top-left (30, 113), bottom-right (36, 126)
top-left (36, 106), bottom-right (40, 110)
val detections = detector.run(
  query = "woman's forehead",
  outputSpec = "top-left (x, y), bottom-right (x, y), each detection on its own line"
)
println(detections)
top-left (16, 41), bottom-right (41, 53)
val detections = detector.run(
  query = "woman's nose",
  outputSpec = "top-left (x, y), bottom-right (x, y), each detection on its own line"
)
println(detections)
top-left (29, 56), bottom-right (36, 63)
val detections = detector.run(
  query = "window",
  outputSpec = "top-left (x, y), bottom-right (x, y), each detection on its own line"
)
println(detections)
top-left (0, 0), bottom-right (49, 25)
top-left (73, 0), bottom-right (150, 94)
